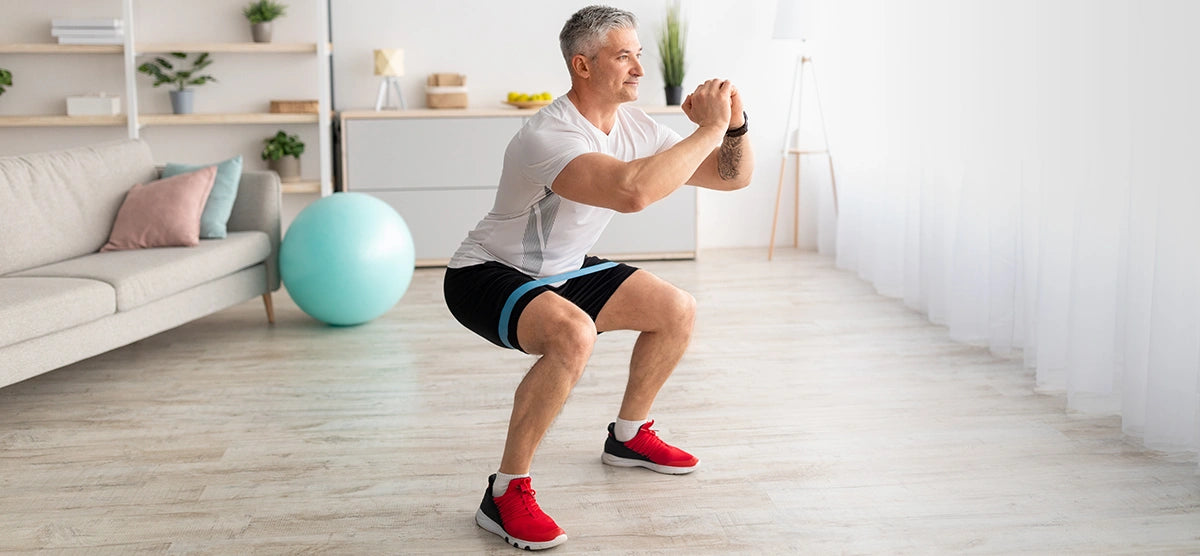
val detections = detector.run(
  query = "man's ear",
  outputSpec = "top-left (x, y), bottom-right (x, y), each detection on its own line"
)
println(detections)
top-left (571, 54), bottom-right (591, 79)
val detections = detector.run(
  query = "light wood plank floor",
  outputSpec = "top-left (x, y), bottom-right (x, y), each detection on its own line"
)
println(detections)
top-left (1, 249), bottom-right (1198, 554)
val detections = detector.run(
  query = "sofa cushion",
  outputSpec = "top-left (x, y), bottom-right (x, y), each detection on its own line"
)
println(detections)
top-left (163, 155), bottom-right (243, 239)
top-left (0, 277), bottom-right (116, 347)
top-left (101, 166), bottom-right (217, 252)
top-left (13, 231), bottom-right (270, 312)
top-left (0, 140), bottom-right (158, 275)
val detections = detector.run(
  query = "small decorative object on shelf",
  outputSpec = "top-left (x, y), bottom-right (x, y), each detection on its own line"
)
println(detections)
top-left (269, 99), bottom-right (318, 114)
top-left (658, 0), bottom-right (687, 105)
top-left (262, 129), bottom-right (304, 182)
top-left (373, 49), bottom-right (406, 110)
top-left (0, 68), bottom-right (11, 97)
top-left (137, 52), bottom-right (216, 115)
top-left (50, 17), bottom-right (124, 45)
top-left (66, 93), bottom-right (121, 116)
top-left (243, 0), bottom-right (287, 44)
top-left (426, 73), bottom-right (469, 109)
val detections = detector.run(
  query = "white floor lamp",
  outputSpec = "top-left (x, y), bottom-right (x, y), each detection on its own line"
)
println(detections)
top-left (768, 0), bottom-right (838, 260)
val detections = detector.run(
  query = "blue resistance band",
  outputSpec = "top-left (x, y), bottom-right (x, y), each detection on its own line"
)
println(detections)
top-left (497, 261), bottom-right (618, 349)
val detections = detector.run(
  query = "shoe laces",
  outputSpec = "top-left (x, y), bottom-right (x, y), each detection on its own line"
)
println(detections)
top-left (497, 478), bottom-right (545, 520)
top-left (626, 420), bottom-right (668, 454)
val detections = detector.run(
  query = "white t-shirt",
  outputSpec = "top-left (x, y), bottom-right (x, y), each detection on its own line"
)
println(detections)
top-left (448, 96), bottom-right (683, 278)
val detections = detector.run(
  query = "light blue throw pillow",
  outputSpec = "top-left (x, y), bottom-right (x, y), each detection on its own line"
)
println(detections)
top-left (163, 155), bottom-right (243, 238)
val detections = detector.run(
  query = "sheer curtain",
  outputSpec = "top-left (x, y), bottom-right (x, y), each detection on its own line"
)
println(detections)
top-left (813, 0), bottom-right (1200, 463)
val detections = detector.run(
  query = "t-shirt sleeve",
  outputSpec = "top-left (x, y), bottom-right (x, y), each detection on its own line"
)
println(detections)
top-left (655, 120), bottom-right (685, 154)
top-left (519, 121), bottom-right (595, 193)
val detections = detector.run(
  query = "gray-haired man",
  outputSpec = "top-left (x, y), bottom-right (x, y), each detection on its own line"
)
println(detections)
top-left (444, 5), bottom-right (754, 549)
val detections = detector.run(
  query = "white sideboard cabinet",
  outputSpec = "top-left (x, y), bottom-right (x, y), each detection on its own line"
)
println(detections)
top-left (339, 107), bottom-right (696, 266)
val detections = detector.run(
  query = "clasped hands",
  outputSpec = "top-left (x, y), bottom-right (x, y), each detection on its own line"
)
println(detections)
top-left (681, 79), bottom-right (745, 133)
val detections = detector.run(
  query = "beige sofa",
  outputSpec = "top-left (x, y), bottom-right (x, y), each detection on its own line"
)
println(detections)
top-left (0, 139), bottom-right (281, 388)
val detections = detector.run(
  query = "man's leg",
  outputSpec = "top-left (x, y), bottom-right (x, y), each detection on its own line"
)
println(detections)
top-left (500, 291), bottom-right (599, 474)
top-left (591, 269), bottom-right (700, 474)
top-left (475, 291), bottom-right (594, 551)
top-left (595, 270), bottom-right (697, 421)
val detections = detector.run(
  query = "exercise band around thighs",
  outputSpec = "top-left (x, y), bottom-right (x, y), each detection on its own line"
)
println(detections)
top-left (497, 261), bottom-right (619, 349)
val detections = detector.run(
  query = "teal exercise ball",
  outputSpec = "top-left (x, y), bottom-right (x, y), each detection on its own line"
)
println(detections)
top-left (280, 193), bottom-right (415, 326)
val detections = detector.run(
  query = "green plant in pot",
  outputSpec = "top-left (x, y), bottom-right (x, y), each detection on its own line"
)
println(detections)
top-left (658, 0), bottom-right (687, 105)
top-left (0, 68), bottom-right (12, 97)
top-left (243, 0), bottom-right (287, 43)
top-left (137, 52), bottom-right (216, 115)
top-left (262, 130), bottom-right (304, 183)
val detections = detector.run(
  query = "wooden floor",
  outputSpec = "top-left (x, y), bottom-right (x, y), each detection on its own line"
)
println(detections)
top-left (1, 249), bottom-right (1198, 554)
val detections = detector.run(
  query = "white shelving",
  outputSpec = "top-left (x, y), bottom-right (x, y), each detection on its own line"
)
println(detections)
top-left (0, 0), bottom-right (333, 195)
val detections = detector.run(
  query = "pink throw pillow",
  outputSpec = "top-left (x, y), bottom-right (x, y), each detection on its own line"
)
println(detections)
top-left (101, 166), bottom-right (218, 252)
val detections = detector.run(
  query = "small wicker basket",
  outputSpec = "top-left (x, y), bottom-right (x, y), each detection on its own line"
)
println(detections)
top-left (269, 100), bottom-right (319, 114)
top-left (426, 74), bottom-right (468, 109)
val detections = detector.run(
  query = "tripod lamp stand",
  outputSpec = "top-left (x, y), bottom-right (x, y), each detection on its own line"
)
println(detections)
top-left (768, 1), bottom-right (839, 261)
top-left (373, 48), bottom-right (407, 111)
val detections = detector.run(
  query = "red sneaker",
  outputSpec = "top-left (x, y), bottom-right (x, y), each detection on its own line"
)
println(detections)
top-left (601, 420), bottom-right (700, 474)
top-left (475, 474), bottom-right (568, 550)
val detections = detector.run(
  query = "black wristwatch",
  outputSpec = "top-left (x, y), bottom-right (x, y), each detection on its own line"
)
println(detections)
top-left (726, 111), bottom-right (749, 138)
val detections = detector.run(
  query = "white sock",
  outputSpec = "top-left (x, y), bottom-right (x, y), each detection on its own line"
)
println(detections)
top-left (493, 471), bottom-right (529, 497)
top-left (614, 417), bottom-right (647, 443)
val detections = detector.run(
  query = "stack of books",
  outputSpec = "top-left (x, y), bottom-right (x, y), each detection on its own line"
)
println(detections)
top-left (51, 18), bottom-right (124, 45)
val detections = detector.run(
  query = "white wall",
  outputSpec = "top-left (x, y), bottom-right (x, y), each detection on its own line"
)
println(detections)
top-left (2, 0), bottom-right (809, 249)
top-left (328, 0), bottom-right (816, 250)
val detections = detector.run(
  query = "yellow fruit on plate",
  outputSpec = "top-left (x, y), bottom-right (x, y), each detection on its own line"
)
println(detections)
top-left (506, 91), bottom-right (554, 104)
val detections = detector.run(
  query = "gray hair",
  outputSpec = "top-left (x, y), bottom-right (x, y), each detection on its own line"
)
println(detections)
top-left (559, 5), bottom-right (638, 73)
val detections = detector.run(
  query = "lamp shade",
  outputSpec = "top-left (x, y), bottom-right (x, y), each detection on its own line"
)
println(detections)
top-left (772, 0), bottom-right (812, 41)
top-left (374, 49), bottom-right (404, 77)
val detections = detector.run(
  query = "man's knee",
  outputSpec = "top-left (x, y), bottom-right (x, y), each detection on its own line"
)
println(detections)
top-left (539, 313), bottom-right (595, 385)
top-left (522, 302), bottom-right (597, 367)
top-left (665, 287), bottom-right (697, 333)
top-left (558, 317), bottom-right (597, 374)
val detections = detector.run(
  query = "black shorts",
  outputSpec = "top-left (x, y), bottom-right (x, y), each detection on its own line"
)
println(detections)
top-left (443, 256), bottom-right (639, 353)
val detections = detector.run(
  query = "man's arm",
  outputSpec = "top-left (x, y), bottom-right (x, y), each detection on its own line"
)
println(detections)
top-left (551, 80), bottom-right (733, 213)
top-left (686, 87), bottom-right (755, 191)
top-left (686, 129), bottom-right (754, 191)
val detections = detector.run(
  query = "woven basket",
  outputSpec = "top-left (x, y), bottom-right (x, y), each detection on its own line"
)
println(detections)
top-left (269, 100), bottom-right (319, 114)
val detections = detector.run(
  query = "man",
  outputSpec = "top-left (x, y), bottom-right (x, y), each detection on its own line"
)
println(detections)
top-left (443, 5), bottom-right (754, 550)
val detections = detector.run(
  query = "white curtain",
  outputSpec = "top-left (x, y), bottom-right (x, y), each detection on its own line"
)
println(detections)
top-left (813, 0), bottom-right (1200, 462)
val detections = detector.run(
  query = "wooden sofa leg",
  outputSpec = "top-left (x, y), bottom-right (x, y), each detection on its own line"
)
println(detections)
top-left (262, 293), bottom-right (276, 324)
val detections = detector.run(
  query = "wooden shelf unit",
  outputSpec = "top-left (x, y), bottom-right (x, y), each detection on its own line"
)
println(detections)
top-left (139, 113), bottom-right (319, 125)
top-left (0, 42), bottom-right (319, 54)
top-left (0, 0), bottom-right (333, 195)
top-left (0, 44), bottom-right (122, 54)
top-left (0, 115), bottom-right (125, 127)
top-left (281, 180), bottom-right (321, 194)
top-left (138, 42), bottom-right (320, 54)
top-left (0, 113), bottom-right (319, 127)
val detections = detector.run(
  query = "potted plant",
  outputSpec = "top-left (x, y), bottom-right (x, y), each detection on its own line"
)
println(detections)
top-left (0, 68), bottom-right (12, 97)
top-left (658, 0), bottom-right (687, 105)
top-left (243, 0), bottom-right (287, 43)
top-left (262, 130), bottom-right (304, 182)
top-left (137, 52), bottom-right (216, 115)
